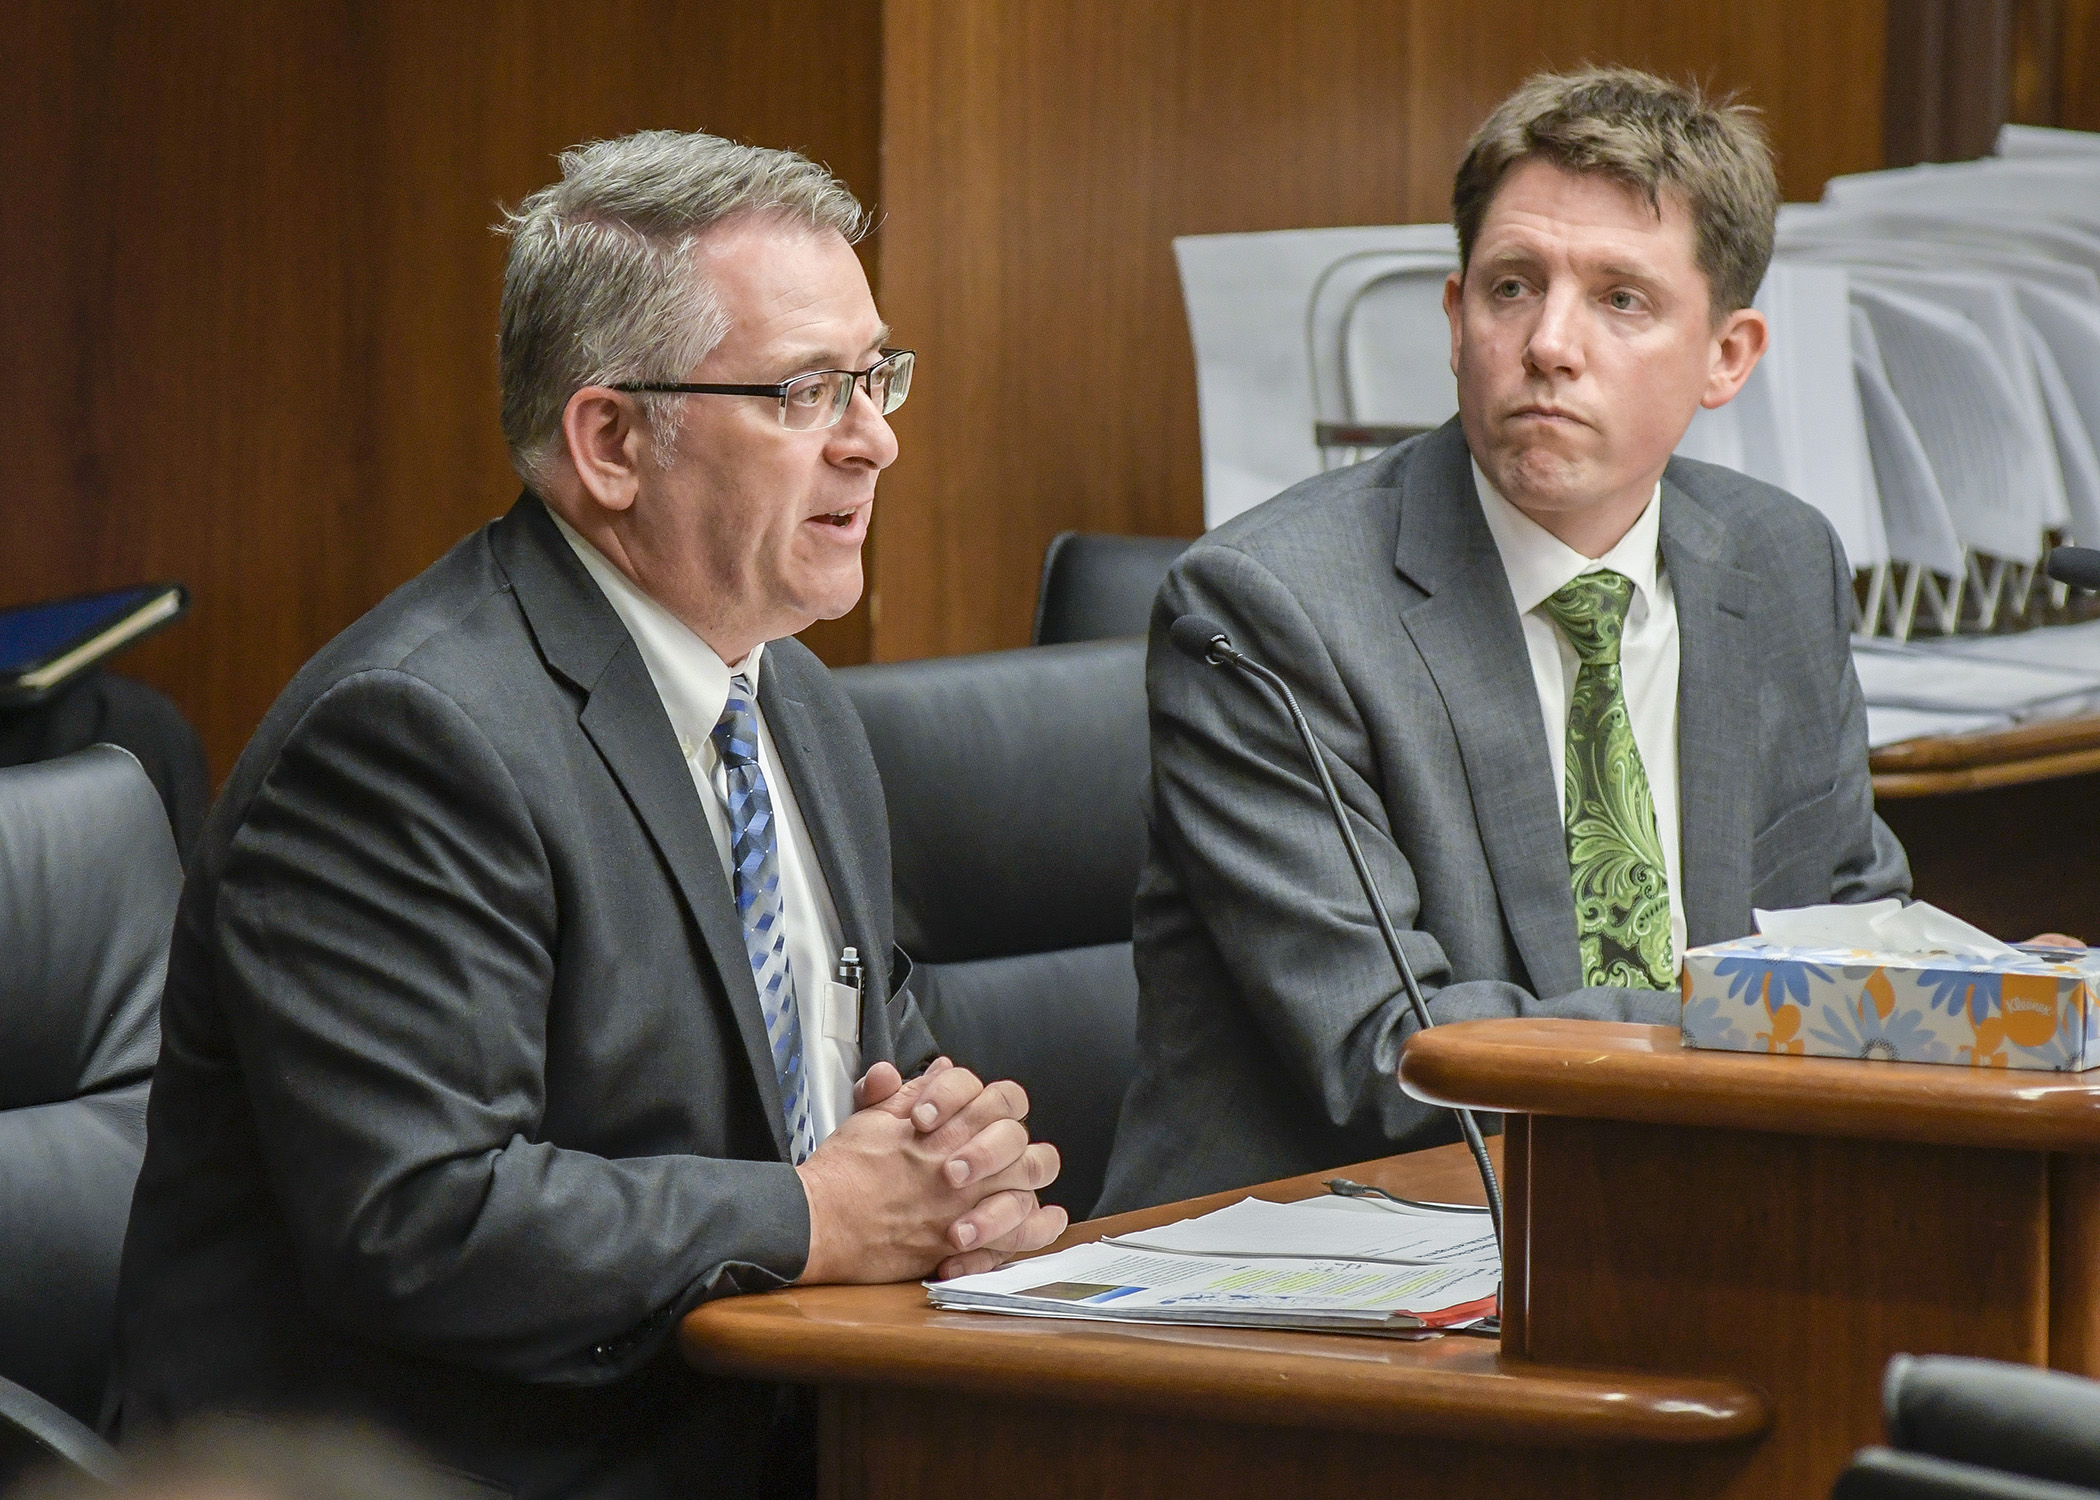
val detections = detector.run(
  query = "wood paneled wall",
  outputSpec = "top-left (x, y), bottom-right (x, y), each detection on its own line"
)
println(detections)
top-left (871, 0), bottom-right (1890, 661)
top-left (2048, 0), bottom-right (2100, 127)
top-left (8, 1), bottom-right (1896, 770)
top-left (3, 1), bottom-right (879, 777)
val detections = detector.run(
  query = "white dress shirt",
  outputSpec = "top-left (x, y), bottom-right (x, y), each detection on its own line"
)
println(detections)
top-left (1472, 460), bottom-right (1688, 974)
top-left (553, 514), bottom-right (860, 1146)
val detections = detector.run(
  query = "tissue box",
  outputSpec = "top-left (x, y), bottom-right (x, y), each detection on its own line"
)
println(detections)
top-left (1679, 938), bottom-right (2100, 1070)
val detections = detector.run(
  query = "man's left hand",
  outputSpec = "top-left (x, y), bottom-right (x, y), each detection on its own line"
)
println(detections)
top-left (853, 1057), bottom-right (1068, 1278)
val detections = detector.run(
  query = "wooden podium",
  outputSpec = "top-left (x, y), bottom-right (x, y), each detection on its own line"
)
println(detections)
top-left (681, 1019), bottom-right (2100, 1498)
top-left (1401, 1018), bottom-right (2100, 1498)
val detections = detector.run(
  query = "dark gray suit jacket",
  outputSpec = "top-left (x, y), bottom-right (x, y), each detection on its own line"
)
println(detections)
top-left (1097, 422), bottom-right (1911, 1213)
top-left (114, 495), bottom-right (935, 1500)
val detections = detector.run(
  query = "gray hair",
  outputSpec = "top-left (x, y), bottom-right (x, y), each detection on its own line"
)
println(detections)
top-left (496, 129), bottom-right (869, 486)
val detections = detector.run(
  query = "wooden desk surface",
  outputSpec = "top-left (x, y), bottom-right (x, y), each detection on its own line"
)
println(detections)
top-left (681, 1140), bottom-right (1769, 1448)
top-left (1872, 715), bottom-right (2100, 797)
top-left (1400, 1020), bottom-right (2100, 1152)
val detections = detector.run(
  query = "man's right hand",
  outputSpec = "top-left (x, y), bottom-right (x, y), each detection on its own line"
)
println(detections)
top-left (795, 1060), bottom-right (1065, 1285)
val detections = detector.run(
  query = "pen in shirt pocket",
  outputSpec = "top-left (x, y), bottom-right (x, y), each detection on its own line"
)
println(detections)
top-left (836, 945), bottom-right (864, 1013)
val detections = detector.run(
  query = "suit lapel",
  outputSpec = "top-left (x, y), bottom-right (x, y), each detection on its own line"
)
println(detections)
top-left (1659, 471), bottom-right (1759, 947)
top-left (492, 495), bottom-right (790, 1157)
top-left (1392, 424), bottom-right (1585, 999)
top-left (757, 656), bottom-right (895, 1063)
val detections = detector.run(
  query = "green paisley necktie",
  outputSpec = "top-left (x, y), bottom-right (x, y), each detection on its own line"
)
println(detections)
top-left (1541, 570), bottom-right (1675, 991)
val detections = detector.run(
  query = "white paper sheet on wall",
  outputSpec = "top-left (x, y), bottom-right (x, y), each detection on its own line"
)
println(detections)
top-left (1175, 225), bottom-right (1457, 529)
top-left (1307, 243), bottom-right (1458, 438)
top-left (1334, 263), bottom-right (1461, 433)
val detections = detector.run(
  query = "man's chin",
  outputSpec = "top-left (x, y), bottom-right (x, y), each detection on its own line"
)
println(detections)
top-left (794, 571), bottom-right (865, 626)
top-left (1485, 449), bottom-right (1594, 512)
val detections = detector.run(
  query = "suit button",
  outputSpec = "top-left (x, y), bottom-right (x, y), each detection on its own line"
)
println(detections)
top-left (591, 1343), bottom-right (616, 1364)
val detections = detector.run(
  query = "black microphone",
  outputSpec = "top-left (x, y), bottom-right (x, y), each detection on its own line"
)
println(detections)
top-left (1168, 614), bottom-right (1505, 1247)
top-left (2046, 546), bottom-right (2100, 592)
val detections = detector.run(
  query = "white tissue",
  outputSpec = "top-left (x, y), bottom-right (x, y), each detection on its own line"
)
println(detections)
top-left (1753, 899), bottom-right (2020, 959)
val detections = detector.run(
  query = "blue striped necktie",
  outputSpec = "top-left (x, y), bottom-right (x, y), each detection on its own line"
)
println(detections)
top-left (710, 676), bottom-right (815, 1163)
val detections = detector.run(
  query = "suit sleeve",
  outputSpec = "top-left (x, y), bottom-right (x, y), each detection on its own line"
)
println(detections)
top-left (1147, 546), bottom-right (1677, 1145)
top-left (887, 946), bottom-right (940, 1075)
top-left (213, 669), bottom-right (810, 1385)
top-left (1814, 519), bottom-right (1913, 905)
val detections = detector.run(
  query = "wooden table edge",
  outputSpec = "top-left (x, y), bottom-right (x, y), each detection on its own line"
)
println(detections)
top-left (679, 1300), bottom-right (1772, 1447)
top-left (1874, 744), bottom-right (2100, 798)
top-left (1869, 714), bottom-right (2100, 774)
top-left (1399, 1021), bottom-right (2100, 1152)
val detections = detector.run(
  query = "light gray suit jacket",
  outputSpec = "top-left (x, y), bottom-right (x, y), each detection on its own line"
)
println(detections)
top-left (1096, 421), bottom-right (1911, 1213)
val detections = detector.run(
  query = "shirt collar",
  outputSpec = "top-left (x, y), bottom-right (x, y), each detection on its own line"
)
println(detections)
top-left (1471, 457), bottom-right (1665, 619)
top-left (550, 510), bottom-right (762, 749)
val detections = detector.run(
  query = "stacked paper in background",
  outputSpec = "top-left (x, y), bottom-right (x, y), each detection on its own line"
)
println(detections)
top-left (1854, 628), bottom-right (2100, 746)
top-left (1680, 900), bottom-right (2100, 1071)
top-left (1173, 126), bottom-right (2100, 750)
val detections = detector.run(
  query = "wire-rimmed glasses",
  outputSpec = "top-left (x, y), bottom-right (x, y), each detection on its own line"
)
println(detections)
top-left (612, 349), bottom-right (914, 431)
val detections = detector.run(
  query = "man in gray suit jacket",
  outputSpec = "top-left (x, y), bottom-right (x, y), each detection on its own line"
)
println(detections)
top-left (1098, 68), bottom-right (1912, 1213)
top-left (115, 133), bottom-right (1062, 1499)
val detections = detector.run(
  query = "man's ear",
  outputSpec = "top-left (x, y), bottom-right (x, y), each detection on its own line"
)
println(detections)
top-left (1701, 306), bottom-right (1770, 410)
top-left (561, 387), bottom-right (649, 513)
top-left (1444, 269), bottom-right (1465, 376)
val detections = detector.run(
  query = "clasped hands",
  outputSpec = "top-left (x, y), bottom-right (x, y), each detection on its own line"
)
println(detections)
top-left (795, 1056), bottom-right (1066, 1285)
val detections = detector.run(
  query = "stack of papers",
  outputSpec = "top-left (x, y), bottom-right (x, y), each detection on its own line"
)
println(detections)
top-left (927, 1194), bottom-right (1500, 1338)
top-left (1857, 626), bottom-right (2100, 746)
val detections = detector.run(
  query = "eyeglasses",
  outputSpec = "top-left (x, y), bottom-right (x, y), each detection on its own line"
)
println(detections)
top-left (612, 349), bottom-right (914, 432)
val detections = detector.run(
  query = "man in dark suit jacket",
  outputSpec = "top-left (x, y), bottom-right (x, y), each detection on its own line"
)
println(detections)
top-left (114, 132), bottom-right (1062, 1499)
top-left (1098, 68), bottom-right (1913, 1213)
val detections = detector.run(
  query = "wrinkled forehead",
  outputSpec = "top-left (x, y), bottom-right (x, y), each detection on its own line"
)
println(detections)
top-left (688, 215), bottom-right (887, 364)
top-left (1473, 160), bottom-right (1688, 256)
top-left (1469, 159), bottom-right (1706, 298)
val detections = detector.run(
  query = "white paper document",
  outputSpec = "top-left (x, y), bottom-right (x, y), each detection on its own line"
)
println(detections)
top-left (1851, 640), bottom-right (2100, 718)
top-left (1104, 1194), bottom-right (1499, 1266)
top-left (1864, 705), bottom-right (2014, 748)
top-left (928, 1240), bottom-right (1499, 1336)
top-left (1860, 622), bottom-right (2100, 745)
top-left (1174, 225), bottom-right (1458, 528)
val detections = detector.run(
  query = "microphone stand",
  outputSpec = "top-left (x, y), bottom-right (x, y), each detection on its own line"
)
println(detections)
top-left (1178, 621), bottom-right (1505, 1248)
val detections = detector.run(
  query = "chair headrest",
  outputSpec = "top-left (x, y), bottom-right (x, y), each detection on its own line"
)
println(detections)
top-left (0, 746), bottom-right (178, 1108)
top-left (836, 639), bottom-right (1149, 963)
top-left (1033, 532), bottom-right (1192, 645)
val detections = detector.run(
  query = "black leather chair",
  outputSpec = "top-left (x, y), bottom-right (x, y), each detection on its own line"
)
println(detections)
top-left (1833, 1357), bottom-right (2100, 1499)
top-left (0, 671), bottom-right (210, 867)
top-left (835, 639), bottom-right (1148, 1218)
top-left (1031, 532), bottom-right (1192, 645)
top-left (0, 746), bottom-right (180, 1484)
top-left (0, 1377), bottom-right (125, 1489)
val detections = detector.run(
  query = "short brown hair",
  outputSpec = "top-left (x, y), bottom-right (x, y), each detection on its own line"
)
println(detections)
top-left (1451, 67), bottom-right (1779, 316)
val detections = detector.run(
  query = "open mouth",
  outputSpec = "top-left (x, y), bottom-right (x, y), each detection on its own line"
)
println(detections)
top-left (807, 504), bottom-right (870, 536)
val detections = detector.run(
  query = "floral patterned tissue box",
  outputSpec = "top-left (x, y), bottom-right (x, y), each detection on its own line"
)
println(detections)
top-left (1679, 938), bottom-right (2100, 1070)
